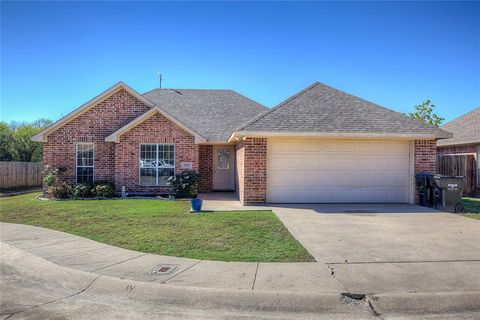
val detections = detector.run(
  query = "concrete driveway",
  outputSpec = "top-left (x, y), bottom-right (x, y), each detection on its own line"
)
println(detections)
top-left (272, 204), bottom-right (480, 294)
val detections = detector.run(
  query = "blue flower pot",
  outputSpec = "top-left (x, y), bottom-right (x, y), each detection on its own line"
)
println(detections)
top-left (191, 198), bottom-right (203, 213)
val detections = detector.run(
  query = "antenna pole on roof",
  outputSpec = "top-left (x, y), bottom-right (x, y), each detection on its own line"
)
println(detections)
top-left (157, 73), bottom-right (162, 88)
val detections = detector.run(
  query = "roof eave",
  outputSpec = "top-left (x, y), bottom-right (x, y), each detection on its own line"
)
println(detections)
top-left (228, 131), bottom-right (449, 143)
top-left (437, 139), bottom-right (480, 147)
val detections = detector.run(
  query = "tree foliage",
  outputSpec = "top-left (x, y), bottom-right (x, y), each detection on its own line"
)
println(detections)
top-left (0, 118), bottom-right (52, 162)
top-left (409, 100), bottom-right (444, 127)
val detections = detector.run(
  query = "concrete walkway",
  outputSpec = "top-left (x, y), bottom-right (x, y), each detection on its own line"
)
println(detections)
top-left (199, 192), bottom-right (270, 211)
top-left (0, 222), bottom-right (342, 293)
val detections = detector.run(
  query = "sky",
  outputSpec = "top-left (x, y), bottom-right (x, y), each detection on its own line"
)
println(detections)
top-left (1, 1), bottom-right (479, 124)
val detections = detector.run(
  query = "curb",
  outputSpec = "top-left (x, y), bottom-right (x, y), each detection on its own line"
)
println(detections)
top-left (2, 241), bottom-right (480, 316)
top-left (368, 291), bottom-right (480, 315)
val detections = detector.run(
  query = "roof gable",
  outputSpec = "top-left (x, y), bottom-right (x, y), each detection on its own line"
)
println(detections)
top-left (233, 82), bottom-right (452, 140)
top-left (105, 107), bottom-right (206, 143)
top-left (32, 82), bottom-right (157, 142)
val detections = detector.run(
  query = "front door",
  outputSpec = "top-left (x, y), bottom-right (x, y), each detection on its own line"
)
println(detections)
top-left (213, 145), bottom-right (235, 190)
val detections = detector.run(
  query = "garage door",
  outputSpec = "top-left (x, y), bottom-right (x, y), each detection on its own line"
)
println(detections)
top-left (267, 139), bottom-right (412, 203)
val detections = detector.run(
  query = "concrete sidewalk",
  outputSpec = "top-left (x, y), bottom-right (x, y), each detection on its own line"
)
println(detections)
top-left (0, 222), bottom-right (342, 293)
top-left (2, 236), bottom-right (480, 319)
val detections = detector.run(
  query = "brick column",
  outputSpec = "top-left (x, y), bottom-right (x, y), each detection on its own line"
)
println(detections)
top-left (198, 145), bottom-right (213, 193)
top-left (413, 140), bottom-right (437, 204)
top-left (236, 138), bottom-right (267, 205)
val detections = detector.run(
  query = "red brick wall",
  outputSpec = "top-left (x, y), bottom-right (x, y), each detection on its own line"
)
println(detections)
top-left (414, 140), bottom-right (437, 204)
top-left (43, 89), bottom-right (150, 184)
top-left (198, 145), bottom-right (213, 192)
top-left (235, 138), bottom-right (267, 205)
top-left (114, 112), bottom-right (198, 194)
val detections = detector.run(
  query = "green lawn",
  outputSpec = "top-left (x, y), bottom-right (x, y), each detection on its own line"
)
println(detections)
top-left (0, 192), bottom-right (314, 262)
top-left (461, 197), bottom-right (480, 220)
top-left (463, 197), bottom-right (480, 214)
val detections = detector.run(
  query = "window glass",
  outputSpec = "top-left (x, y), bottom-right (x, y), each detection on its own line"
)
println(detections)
top-left (139, 144), bottom-right (175, 186)
top-left (217, 149), bottom-right (230, 169)
top-left (76, 143), bottom-right (94, 183)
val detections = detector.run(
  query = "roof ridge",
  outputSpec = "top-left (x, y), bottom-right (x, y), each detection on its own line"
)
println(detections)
top-left (235, 82), bottom-right (321, 131)
top-left (142, 88), bottom-right (234, 95)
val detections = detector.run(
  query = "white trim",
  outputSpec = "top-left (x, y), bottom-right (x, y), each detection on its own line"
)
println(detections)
top-left (409, 141), bottom-right (415, 204)
top-left (228, 131), bottom-right (447, 143)
top-left (76, 142), bottom-right (94, 183)
top-left (199, 140), bottom-right (235, 145)
top-left (138, 143), bottom-right (176, 187)
top-left (105, 107), bottom-right (206, 144)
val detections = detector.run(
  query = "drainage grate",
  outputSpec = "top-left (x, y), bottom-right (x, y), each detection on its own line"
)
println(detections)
top-left (148, 264), bottom-right (180, 275)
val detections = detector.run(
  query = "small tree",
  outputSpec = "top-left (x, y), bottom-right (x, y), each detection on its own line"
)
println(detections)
top-left (11, 125), bottom-right (43, 162)
top-left (0, 122), bottom-right (14, 161)
top-left (409, 100), bottom-right (444, 127)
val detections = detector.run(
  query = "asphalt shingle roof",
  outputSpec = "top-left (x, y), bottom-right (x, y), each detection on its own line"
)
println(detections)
top-left (437, 107), bottom-right (480, 147)
top-left (143, 89), bottom-right (267, 141)
top-left (238, 82), bottom-right (451, 137)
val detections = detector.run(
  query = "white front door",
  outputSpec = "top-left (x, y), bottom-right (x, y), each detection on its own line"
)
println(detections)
top-left (267, 139), bottom-right (412, 203)
top-left (213, 145), bottom-right (235, 190)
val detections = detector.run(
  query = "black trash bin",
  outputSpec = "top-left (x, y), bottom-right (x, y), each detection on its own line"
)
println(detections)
top-left (431, 175), bottom-right (465, 213)
top-left (415, 173), bottom-right (434, 207)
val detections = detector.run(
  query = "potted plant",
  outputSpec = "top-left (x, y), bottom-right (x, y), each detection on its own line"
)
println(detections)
top-left (190, 194), bottom-right (203, 213)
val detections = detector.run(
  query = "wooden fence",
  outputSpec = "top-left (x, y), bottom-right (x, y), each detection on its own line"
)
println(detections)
top-left (437, 154), bottom-right (475, 196)
top-left (0, 162), bottom-right (43, 189)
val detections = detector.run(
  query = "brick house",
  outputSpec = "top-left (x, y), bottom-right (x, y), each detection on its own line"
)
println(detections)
top-left (437, 108), bottom-right (480, 196)
top-left (33, 81), bottom-right (451, 205)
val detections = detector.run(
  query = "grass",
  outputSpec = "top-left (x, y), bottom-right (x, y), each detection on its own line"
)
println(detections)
top-left (461, 197), bottom-right (480, 220)
top-left (463, 197), bottom-right (480, 214)
top-left (0, 186), bottom-right (42, 195)
top-left (0, 192), bottom-right (314, 262)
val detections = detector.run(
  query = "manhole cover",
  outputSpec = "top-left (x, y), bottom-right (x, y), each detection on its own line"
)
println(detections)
top-left (148, 264), bottom-right (179, 275)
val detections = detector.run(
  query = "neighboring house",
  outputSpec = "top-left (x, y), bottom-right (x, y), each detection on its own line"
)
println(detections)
top-left (437, 108), bottom-right (480, 196)
top-left (33, 81), bottom-right (451, 205)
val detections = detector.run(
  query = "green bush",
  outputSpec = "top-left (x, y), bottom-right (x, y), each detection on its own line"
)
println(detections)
top-left (48, 182), bottom-right (73, 199)
top-left (42, 166), bottom-right (59, 187)
top-left (93, 183), bottom-right (116, 198)
top-left (73, 183), bottom-right (93, 198)
top-left (168, 170), bottom-right (201, 198)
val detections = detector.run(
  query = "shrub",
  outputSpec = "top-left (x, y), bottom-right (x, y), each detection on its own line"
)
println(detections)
top-left (48, 182), bottom-right (73, 199)
top-left (93, 183), bottom-right (116, 198)
top-left (42, 166), bottom-right (59, 187)
top-left (168, 170), bottom-right (201, 198)
top-left (73, 183), bottom-right (93, 198)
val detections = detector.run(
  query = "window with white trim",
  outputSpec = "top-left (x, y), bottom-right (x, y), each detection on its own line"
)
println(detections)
top-left (76, 143), bottom-right (94, 183)
top-left (139, 144), bottom-right (175, 186)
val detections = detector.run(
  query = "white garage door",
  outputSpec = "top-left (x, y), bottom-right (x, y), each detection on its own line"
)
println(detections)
top-left (267, 139), bottom-right (412, 203)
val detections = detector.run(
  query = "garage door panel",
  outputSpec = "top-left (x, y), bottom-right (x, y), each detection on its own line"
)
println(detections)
top-left (267, 139), bottom-right (411, 203)
top-left (269, 171), bottom-right (409, 188)
top-left (268, 186), bottom-right (409, 203)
